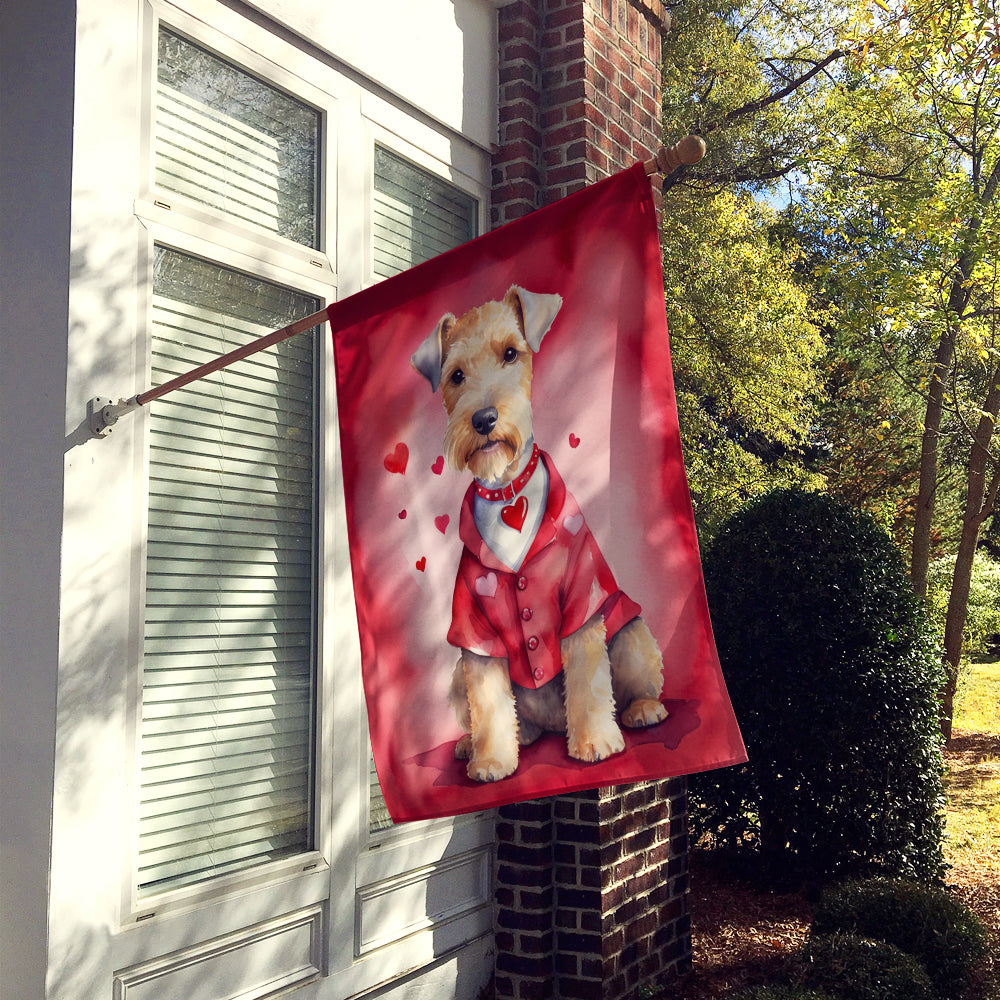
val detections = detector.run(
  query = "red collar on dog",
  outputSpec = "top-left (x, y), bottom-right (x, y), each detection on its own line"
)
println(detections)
top-left (474, 444), bottom-right (540, 502)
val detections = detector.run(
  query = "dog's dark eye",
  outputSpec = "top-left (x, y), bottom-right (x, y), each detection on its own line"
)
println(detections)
top-left (450, 368), bottom-right (465, 386)
top-left (502, 346), bottom-right (519, 364)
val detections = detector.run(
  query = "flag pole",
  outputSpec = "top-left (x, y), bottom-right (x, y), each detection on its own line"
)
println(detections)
top-left (88, 137), bottom-right (705, 438)
top-left (87, 306), bottom-right (331, 437)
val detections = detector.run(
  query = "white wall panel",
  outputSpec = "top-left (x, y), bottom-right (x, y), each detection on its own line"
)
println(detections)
top-left (113, 906), bottom-right (323, 1000)
top-left (243, 0), bottom-right (498, 151)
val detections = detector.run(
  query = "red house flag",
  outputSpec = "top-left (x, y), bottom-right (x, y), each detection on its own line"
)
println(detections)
top-left (329, 163), bottom-right (745, 822)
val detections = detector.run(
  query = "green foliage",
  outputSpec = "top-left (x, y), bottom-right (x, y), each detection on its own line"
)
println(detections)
top-left (927, 550), bottom-right (1000, 659)
top-left (664, 188), bottom-right (826, 541)
top-left (792, 934), bottom-right (934, 1000)
top-left (658, 1), bottom-right (837, 542)
top-left (812, 878), bottom-right (988, 999)
top-left (692, 488), bottom-right (947, 881)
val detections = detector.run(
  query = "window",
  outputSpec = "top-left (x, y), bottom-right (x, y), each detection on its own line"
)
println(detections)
top-left (155, 28), bottom-right (320, 247)
top-left (136, 26), bottom-right (322, 898)
top-left (372, 145), bottom-right (477, 279)
top-left (139, 248), bottom-right (319, 895)
top-left (118, 7), bottom-right (494, 992)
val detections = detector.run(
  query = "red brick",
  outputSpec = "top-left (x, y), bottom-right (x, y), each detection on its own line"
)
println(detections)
top-left (503, 79), bottom-right (541, 104)
top-left (560, 979), bottom-right (604, 1000)
top-left (499, 100), bottom-right (539, 124)
top-left (502, 40), bottom-right (538, 63)
top-left (542, 39), bottom-right (586, 69)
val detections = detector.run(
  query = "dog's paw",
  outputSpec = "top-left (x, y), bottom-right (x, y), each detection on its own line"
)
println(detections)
top-left (621, 698), bottom-right (668, 728)
top-left (568, 725), bottom-right (625, 763)
top-left (467, 756), bottom-right (517, 782)
top-left (454, 734), bottom-right (473, 759)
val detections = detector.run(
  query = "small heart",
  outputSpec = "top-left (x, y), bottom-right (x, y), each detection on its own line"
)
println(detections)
top-left (569, 433), bottom-right (581, 448)
top-left (564, 512), bottom-right (584, 536)
top-left (475, 572), bottom-right (498, 598)
top-left (415, 556), bottom-right (426, 572)
top-left (384, 442), bottom-right (409, 475)
top-left (431, 455), bottom-right (444, 475)
top-left (501, 495), bottom-right (529, 532)
top-left (398, 509), bottom-right (407, 519)
top-left (435, 514), bottom-right (450, 534)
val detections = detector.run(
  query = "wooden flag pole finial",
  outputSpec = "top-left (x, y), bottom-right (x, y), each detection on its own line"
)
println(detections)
top-left (644, 135), bottom-right (706, 176)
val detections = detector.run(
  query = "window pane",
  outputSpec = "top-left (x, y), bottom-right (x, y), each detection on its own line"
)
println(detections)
top-left (369, 149), bottom-right (478, 832)
top-left (156, 28), bottom-right (320, 248)
top-left (138, 247), bottom-right (318, 895)
top-left (372, 146), bottom-right (477, 279)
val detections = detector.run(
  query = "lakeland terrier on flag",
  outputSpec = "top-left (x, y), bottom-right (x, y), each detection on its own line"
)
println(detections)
top-left (411, 285), bottom-right (668, 782)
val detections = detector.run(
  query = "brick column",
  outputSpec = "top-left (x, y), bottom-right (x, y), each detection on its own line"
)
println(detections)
top-left (491, 4), bottom-right (691, 999)
top-left (493, 0), bottom-right (667, 225)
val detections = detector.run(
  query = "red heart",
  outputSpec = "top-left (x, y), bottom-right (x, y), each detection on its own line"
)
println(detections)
top-left (415, 556), bottom-right (426, 572)
top-left (569, 433), bottom-right (581, 448)
top-left (431, 455), bottom-right (444, 475)
top-left (384, 442), bottom-right (408, 475)
top-left (435, 514), bottom-right (450, 534)
top-left (398, 509), bottom-right (407, 519)
top-left (501, 495), bottom-right (528, 532)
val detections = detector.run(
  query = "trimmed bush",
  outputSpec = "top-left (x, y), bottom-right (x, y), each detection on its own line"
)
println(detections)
top-left (794, 933), bottom-right (934, 1000)
top-left (692, 489), bottom-right (946, 881)
top-left (812, 878), bottom-right (988, 999)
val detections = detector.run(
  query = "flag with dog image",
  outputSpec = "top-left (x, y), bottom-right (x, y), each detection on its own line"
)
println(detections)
top-left (329, 162), bottom-right (746, 822)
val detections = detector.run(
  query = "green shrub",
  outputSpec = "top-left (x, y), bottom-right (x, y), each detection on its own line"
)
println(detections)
top-left (793, 933), bottom-right (934, 1000)
top-left (812, 878), bottom-right (988, 999)
top-left (692, 488), bottom-right (946, 882)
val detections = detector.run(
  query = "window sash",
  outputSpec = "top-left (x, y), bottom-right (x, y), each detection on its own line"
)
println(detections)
top-left (138, 247), bottom-right (320, 896)
top-left (155, 27), bottom-right (320, 248)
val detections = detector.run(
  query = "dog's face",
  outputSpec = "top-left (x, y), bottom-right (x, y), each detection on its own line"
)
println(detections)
top-left (412, 286), bottom-right (563, 484)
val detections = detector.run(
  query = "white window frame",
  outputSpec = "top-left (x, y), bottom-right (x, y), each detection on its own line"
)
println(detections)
top-left (111, 0), bottom-right (495, 992)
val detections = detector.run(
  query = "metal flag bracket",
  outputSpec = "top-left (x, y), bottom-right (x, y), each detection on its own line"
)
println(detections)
top-left (85, 137), bottom-right (705, 440)
top-left (88, 395), bottom-right (141, 438)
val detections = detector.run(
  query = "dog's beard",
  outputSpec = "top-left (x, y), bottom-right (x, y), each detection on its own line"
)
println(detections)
top-left (445, 418), bottom-right (528, 484)
top-left (465, 437), bottom-right (519, 483)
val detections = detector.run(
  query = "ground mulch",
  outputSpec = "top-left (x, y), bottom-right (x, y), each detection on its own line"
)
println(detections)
top-left (669, 734), bottom-right (1000, 999)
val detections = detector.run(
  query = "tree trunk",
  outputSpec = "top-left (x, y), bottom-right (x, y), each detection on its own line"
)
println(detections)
top-left (910, 328), bottom-right (956, 598)
top-left (911, 160), bottom-right (1000, 596)
top-left (940, 374), bottom-right (1000, 741)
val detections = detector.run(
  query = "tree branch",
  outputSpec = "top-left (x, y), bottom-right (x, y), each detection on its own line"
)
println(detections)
top-left (701, 49), bottom-right (848, 134)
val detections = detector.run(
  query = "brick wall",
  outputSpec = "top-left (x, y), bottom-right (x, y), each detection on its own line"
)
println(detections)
top-left (494, 782), bottom-right (691, 1000)
top-left (490, 8), bottom-right (690, 997)
top-left (492, 0), bottom-right (668, 226)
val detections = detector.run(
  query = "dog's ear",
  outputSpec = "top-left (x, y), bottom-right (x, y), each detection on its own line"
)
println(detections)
top-left (504, 286), bottom-right (563, 352)
top-left (411, 314), bottom-right (456, 392)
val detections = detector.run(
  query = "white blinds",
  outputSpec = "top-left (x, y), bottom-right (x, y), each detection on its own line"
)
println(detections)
top-left (138, 248), bottom-right (318, 895)
top-left (372, 146), bottom-right (477, 280)
top-left (155, 28), bottom-right (320, 248)
top-left (368, 148), bottom-right (477, 833)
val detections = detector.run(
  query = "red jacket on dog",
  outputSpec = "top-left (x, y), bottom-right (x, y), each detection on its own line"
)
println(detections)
top-left (447, 451), bottom-right (641, 689)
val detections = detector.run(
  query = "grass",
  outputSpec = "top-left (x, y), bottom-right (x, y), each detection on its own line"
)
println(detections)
top-left (941, 658), bottom-right (1000, 1000)
top-left (945, 660), bottom-right (1000, 867)
top-left (955, 658), bottom-right (1000, 734)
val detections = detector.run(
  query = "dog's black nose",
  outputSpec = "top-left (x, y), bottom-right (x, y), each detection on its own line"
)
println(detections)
top-left (471, 406), bottom-right (498, 436)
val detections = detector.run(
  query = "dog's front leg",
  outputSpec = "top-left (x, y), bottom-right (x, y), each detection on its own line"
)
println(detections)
top-left (561, 617), bottom-right (625, 763)
top-left (461, 649), bottom-right (520, 782)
